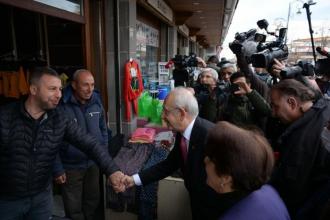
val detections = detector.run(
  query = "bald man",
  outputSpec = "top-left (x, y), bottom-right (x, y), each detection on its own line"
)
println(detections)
top-left (53, 69), bottom-right (109, 220)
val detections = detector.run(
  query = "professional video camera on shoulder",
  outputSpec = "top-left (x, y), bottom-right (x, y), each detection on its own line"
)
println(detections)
top-left (171, 53), bottom-right (198, 68)
top-left (229, 19), bottom-right (288, 70)
top-left (280, 47), bottom-right (330, 79)
top-left (280, 60), bottom-right (315, 79)
top-left (229, 29), bottom-right (258, 59)
top-left (251, 19), bottom-right (288, 69)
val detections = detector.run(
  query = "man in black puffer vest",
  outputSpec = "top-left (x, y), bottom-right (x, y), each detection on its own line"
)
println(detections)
top-left (0, 67), bottom-right (124, 220)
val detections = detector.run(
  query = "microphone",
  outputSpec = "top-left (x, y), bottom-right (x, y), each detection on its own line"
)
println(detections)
top-left (316, 46), bottom-right (330, 58)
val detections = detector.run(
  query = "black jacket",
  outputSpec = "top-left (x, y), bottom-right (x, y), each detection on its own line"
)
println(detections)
top-left (139, 117), bottom-right (223, 220)
top-left (195, 84), bottom-right (228, 123)
top-left (270, 97), bottom-right (330, 218)
top-left (0, 101), bottom-right (119, 198)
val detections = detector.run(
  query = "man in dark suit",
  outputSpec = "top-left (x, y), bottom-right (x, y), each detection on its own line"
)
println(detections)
top-left (123, 87), bottom-right (222, 219)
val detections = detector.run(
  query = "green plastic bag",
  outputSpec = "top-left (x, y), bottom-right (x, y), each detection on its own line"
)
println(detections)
top-left (150, 98), bottom-right (163, 125)
top-left (144, 93), bottom-right (153, 118)
top-left (138, 92), bottom-right (146, 117)
top-left (138, 92), bottom-right (152, 118)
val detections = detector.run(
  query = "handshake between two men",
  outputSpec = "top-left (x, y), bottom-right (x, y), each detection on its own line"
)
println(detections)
top-left (108, 171), bottom-right (136, 193)
top-left (55, 169), bottom-right (138, 193)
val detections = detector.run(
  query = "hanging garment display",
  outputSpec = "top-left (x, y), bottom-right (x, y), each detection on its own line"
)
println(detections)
top-left (1, 66), bottom-right (29, 98)
top-left (123, 59), bottom-right (144, 121)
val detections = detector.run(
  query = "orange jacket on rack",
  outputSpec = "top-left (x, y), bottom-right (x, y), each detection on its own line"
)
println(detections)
top-left (123, 59), bottom-right (143, 121)
top-left (3, 67), bottom-right (29, 99)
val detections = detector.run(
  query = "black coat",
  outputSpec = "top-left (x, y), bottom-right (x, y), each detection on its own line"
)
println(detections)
top-left (0, 101), bottom-right (119, 198)
top-left (270, 98), bottom-right (330, 218)
top-left (139, 117), bottom-right (223, 219)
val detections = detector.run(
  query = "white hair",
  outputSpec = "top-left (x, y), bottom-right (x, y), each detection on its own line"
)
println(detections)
top-left (170, 87), bottom-right (199, 117)
top-left (200, 68), bottom-right (218, 81)
top-left (220, 63), bottom-right (237, 72)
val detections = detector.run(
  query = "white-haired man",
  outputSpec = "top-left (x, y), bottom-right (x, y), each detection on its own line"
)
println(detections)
top-left (219, 63), bottom-right (237, 87)
top-left (122, 87), bottom-right (224, 219)
top-left (194, 68), bottom-right (227, 122)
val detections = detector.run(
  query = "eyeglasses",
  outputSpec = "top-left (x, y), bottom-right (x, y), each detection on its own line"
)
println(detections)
top-left (162, 105), bottom-right (179, 116)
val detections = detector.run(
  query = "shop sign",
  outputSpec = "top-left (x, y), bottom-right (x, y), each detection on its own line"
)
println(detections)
top-left (147, 0), bottom-right (173, 22)
top-left (34, 0), bottom-right (81, 15)
top-left (178, 25), bottom-right (189, 37)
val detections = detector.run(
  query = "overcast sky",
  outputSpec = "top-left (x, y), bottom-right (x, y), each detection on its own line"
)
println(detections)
top-left (221, 0), bottom-right (330, 59)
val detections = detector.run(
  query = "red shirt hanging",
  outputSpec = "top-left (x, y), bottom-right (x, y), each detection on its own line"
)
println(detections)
top-left (123, 59), bottom-right (143, 121)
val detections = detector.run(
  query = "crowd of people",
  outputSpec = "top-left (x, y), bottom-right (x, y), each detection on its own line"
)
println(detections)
top-left (122, 48), bottom-right (330, 219)
top-left (120, 46), bottom-right (330, 219)
top-left (1, 49), bottom-right (330, 220)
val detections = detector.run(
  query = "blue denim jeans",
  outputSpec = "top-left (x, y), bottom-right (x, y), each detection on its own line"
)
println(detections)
top-left (0, 186), bottom-right (52, 220)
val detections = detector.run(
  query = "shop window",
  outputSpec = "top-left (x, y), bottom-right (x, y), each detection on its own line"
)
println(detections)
top-left (136, 21), bottom-right (159, 89)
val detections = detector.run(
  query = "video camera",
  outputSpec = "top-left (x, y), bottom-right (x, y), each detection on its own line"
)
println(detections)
top-left (280, 60), bottom-right (314, 78)
top-left (229, 19), bottom-right (288, 70)
top-left (280, 47), bottom-right (330, 78)
top-left (229, 29), bottom-right (258, 59)
top-left (171, 53), bottom-right (198, 68)
top-left (278, 47), bottom-right (330, 81)
top-left (168, 53), bottom-right (199, 87)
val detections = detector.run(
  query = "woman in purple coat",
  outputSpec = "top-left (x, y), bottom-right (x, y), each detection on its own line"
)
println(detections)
top-left (204, 121), bottom-right (291, 220)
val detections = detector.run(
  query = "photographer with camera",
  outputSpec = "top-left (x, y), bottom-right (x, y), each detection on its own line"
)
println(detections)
top-left (219, 62), bottom-right (237, 91)
top-left (220, 71), bottom-right (271, 131)
top-left (229, 19), bottom-right (291, 100)
top-left (233, 40), bottom-right (269, 100)
top-left (172, 60), bottom-right (190, 87)
top-left (170, 53), bottom-right (203, 88)
top-left (271, 58), bottom-right (322, 99)
top-left (193, 68), bottom-right (228, 122)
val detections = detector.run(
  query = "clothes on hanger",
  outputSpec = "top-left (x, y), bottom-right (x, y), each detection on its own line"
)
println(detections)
top-left (0, 66), bottom-right (29, 98)
top-left (123, 59), bottom-right (144, 121)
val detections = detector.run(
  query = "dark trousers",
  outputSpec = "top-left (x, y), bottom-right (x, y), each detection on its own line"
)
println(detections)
top-left (0, 186), bottom-right (52, 220)
top-left (61, 165), bottom-right (100, 220)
